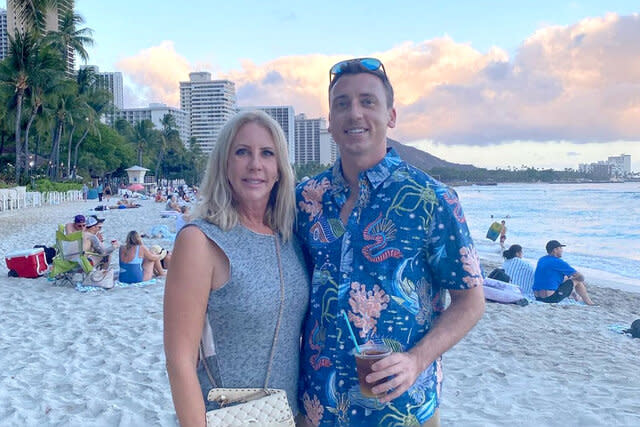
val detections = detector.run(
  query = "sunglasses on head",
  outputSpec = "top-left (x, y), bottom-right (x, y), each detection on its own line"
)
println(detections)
top-left (329, 57), bottom-right (388, 87)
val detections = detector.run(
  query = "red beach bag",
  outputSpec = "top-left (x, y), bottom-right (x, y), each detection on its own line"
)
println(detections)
top-left (5, 248), bottom-right (48, 278)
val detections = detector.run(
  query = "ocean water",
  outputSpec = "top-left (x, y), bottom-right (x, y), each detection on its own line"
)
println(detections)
top-left (454, 182), bottom-right (640, 292)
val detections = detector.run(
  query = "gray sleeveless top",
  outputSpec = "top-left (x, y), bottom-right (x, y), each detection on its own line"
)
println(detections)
top-left (190, 219), bottom-right (310, 415)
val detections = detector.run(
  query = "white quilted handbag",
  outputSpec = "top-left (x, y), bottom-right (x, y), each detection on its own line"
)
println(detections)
top-left (203, 237), bottom-right (295, 427)
top-left (205, 388), bottom-right (294, 426)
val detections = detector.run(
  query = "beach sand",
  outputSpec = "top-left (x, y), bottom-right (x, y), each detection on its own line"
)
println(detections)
top-left (1, 200), bottom-right (639, 426)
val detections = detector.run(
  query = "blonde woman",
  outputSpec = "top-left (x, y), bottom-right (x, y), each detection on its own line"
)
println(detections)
top-left (118, 230), bottom-right (162, 283)
top-left (164, 111), bottom-right (310, 426)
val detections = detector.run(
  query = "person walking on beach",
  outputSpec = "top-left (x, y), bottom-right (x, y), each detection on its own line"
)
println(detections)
top-left (104, 184), bottom-right (112, 202)
top-left (295, 57), bottom-right (485, 426)
top-left (533, 240), bottom-right (595, 305)
top-left (164, 111), bottom-right (310, 426)
top-left (499, 220), bottom-right (507, 250)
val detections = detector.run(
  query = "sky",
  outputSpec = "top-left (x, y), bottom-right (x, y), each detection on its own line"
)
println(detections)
top-left (35, 1), bottom-right (640, 170)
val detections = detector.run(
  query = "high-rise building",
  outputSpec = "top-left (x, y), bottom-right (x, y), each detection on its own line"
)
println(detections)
top-left (180, 72), bottom-right (236, 153)
top-left (94, 68), bottom-right (123, 110)
top-left (239, 105), bottom-right (296, 164)
top-left (607, 154), bottom-right (631, 176)
top-left (0, 8), bottom-right (8, 61)
top-left (81, 65), bottom-right (124, 125)
top-left (294, 114), bottom-right (337, 165)
top-left (7, 0), bottom-right (75, 73)
top-left (115, 103), bottom-right (190, 146)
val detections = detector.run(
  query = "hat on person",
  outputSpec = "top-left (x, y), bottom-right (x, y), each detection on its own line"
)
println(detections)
top-left (90, 214), bottom-right (105, 224)
top-left (85, 216), bottom-right (98, 228)
top-left (546, 240), bottom-right (566, 254)
top-left (74, 214), bottom-right (86, 224)
top-left (150, 245), bottom-right (167, 260)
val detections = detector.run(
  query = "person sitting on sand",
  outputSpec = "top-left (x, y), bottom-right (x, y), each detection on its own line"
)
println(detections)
top-left (155, 189), bottom-right (167, 203)
top-left (65, 214), bottom-right (86, 234)
top-left (502, 244), bottom-right (535, 299)
top-left (175, 205), bottom-right (191, 233)
top-left (166, 195), bottom-right (180, 212)
top-left (83, 216), bottom-right (119, 269)
top-left (533, 240), bottom-right (595, 305)
top-left (118, 231), bottom-right (164, 283)
top-left (149, 244), bottom-right (171, 274)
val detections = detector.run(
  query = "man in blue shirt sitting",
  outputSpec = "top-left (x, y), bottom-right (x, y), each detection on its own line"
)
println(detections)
top-left (533, 240), bottom-right (595, 305)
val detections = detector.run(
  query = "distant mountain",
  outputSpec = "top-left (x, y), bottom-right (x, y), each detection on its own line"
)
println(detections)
top-left (387, 138), bottom-right (476, 171)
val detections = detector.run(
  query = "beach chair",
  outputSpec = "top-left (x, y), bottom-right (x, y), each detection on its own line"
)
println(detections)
top-left (49, 225), bottom-right (94, 287)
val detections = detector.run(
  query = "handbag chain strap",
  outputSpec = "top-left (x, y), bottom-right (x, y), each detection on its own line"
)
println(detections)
top-left (200, 233), bottom-right (286, 392)
top-left (264, 234), bottom-right (286, 389)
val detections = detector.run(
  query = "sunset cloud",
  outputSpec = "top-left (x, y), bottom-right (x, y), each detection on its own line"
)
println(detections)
top-left (116, 41), bottom-right (191, 106)
top-left (116, 13), bottom-right (640, 146)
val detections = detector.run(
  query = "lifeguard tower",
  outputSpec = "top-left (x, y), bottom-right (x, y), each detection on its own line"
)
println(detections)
top-left (125, 165), bottom-right (149, 185)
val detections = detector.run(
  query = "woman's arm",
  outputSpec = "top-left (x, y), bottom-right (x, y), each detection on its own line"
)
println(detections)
top-left (141, 245), bottom-right (162, 262)
top-left (163, 226), bottom-right (227, 427)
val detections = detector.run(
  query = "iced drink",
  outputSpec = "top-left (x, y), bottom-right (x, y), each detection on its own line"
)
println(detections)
top-left (354, 344), bottom-right (392, 398)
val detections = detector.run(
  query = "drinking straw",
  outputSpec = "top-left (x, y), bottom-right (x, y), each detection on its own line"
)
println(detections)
top-left (341, 310), bottom-right (361, 354)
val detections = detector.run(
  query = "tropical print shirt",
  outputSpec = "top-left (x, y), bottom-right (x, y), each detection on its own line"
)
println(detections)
top-left (295, 148), bottom-right (482, 426)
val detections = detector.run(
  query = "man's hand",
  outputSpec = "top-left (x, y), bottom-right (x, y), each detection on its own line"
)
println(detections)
top-left (366, 351), bottom-right (423, 403)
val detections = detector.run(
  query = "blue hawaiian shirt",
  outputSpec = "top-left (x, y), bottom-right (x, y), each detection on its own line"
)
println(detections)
top-left (295, 149), bottom-right (482, 426)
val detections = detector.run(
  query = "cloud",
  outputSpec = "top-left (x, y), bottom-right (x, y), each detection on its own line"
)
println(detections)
top-left (116, 13), bottom-right (640, 145)
top-left (116, 41), bottom-right (191, 107)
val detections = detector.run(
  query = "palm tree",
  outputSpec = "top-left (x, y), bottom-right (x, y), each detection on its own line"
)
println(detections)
top-left (155, 113), bottom-right (178, 179)
top-left (70, 71), bottom-right (111, 179)
top-left (46, 81), bottom-right (76, 179)
top-left (76, 66), bottom-right (96, 95)
top-left (132, 120), bottom-right (155, 166)
top-left (0, 30), bottom-right (61, 181)
top-left (10, 0), bottom-right (59, 35)
top-left (23, 53), bottom-right (64, 176)
top-left (45, 10), bottom-right (94, 74)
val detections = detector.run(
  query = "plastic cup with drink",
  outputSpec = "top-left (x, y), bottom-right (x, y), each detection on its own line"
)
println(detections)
top-left (341, 311), bottom-right (392, 398)
top-left (354, 343), bottom-right (392, 397)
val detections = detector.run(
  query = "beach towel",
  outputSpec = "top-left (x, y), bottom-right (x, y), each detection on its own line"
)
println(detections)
top-left (75, 278), bottom-right (157, 293)
top-left (160, 210), bottom-right (180, 218)
top-left (611, 319), bottom-right (640, 338)
top-left (608, 325), bottom-right (631, 335)
top-left (149, 224), bottom-right (176, 241)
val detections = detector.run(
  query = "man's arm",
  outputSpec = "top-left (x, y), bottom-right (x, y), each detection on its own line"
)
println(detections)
top-left (368, 285), bottom-right (485, 402)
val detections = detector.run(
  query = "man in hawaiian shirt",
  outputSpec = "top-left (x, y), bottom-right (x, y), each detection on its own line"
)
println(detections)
top-left (295, 57), bottom-right (485, 426)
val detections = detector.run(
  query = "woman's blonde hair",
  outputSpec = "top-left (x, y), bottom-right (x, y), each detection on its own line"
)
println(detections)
top-left (125, 230), bottom-right (142, 251)
top-left (193, 110), bottom-right (295, 241)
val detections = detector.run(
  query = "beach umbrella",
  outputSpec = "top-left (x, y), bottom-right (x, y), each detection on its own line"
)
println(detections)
top-left (127, 183), bottom-right (145, 192)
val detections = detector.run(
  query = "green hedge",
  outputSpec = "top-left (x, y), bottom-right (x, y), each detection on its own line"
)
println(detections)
top-left (29, 179), bottom-right (83, 192)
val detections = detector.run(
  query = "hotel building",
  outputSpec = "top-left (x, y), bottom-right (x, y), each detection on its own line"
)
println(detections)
top-left (0, 8), bottom-right (7, 61)
top-left (239, 105), bottom-right (296, 164)
top-left (294, 114), bottom-right (337, 165)
top-left (7, 0), bottom-right (75, 73)
top-left (180, 72), bottom-right (236, 153)
top-left (115, 103), bottom-right (189, 146)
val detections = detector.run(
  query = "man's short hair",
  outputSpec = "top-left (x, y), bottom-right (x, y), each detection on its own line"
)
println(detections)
top-left (328, 57), bottom-right (394, 107)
